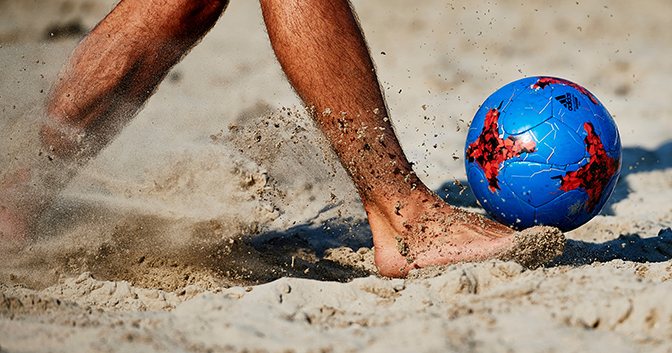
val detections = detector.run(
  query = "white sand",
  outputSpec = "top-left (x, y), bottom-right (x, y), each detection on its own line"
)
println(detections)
top-left (2, 0), bottom-right (672, 351)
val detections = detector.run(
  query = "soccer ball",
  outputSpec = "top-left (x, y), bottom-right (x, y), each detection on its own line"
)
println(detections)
top-left (464, 77), bottom-right (621, 232)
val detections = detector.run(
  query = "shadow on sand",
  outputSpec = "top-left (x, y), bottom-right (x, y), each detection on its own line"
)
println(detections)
top-left (549, 230), bottom-right (672, 266)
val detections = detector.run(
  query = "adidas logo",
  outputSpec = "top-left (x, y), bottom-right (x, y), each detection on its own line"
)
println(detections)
top-left (555, 93), bottom-right (580, 111)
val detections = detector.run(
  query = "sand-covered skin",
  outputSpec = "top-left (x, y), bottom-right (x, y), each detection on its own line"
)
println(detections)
top-left (2, 0), bottom-right (672, 351)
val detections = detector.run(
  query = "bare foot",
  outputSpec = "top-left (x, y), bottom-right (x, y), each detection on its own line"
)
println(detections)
top-left (366, 188), bottom-right (565, 277)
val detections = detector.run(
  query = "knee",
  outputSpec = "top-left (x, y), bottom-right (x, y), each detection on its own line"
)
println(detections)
top-left (178, 0), bottom-right (229, 26)
top-left (196, 0), bottom-right (229, 15)
top-left (155, 0), bottom-right (229, 39)
top-left (206, 0), bottom-right (230, 9)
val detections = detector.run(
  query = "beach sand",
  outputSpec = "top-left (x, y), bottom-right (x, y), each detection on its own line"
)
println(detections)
top-left (2, 0), bottom-right (672, 351)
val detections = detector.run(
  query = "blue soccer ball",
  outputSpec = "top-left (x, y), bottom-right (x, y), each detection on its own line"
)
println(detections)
top-left (464, 76), bottom-right (622, 232)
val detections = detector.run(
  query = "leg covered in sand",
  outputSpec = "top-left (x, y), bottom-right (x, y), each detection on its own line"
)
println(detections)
top-left (259, 0), bottom-right (564, 277)
top-left (0, 0), bottom-right (228, 251)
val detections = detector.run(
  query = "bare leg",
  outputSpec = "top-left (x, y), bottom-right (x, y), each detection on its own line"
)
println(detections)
top-left (260, 0), bottom-right (564, 277)
top-left (0, 0), bottom-right (227, 251)
top-left (43, 0), bottom-right (227, 158)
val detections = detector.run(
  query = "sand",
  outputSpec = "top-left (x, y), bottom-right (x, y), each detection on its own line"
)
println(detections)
top-left (2, 0), bottom-right (672, 351)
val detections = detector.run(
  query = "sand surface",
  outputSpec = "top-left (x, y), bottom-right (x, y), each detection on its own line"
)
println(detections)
top-left (2, 0), bottom-right (672, 351)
